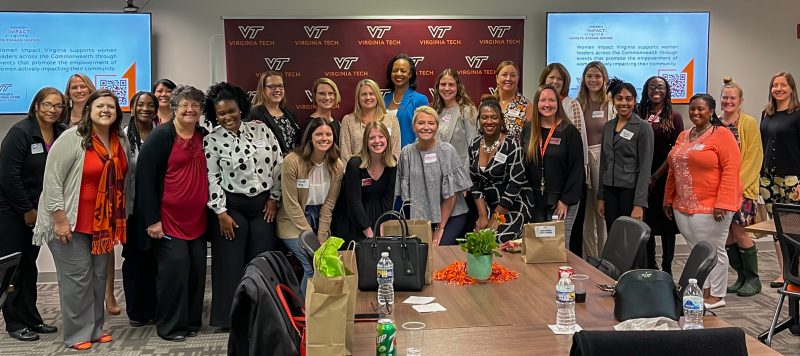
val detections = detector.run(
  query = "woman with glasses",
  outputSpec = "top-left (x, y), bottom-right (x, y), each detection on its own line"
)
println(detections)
top-left (297, 78), bottom-right (342, 147)
top-left (249, 71), bottom-right (300, 155)
top-left (340, 79), bottom-right (401, 162)
top-left (136, 86), bottom-right (209, 342)
top-left (639, 76), bottom-right (683, 275)
top-left (385, 53), bottom-right (429, 148)
top-left (494, 61), bottom-right (533, 142)
top-left (0, 87), bottom-right (66, 342)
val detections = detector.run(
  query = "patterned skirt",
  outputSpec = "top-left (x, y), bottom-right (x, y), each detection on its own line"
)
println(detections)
top-left (732, 197), bottom-right (757, 226)
top-left (759, 172), bottom-right (800, 213)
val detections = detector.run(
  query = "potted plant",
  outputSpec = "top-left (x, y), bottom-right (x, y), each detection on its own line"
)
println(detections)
top-left (457, 229), bottom-right (502, 281)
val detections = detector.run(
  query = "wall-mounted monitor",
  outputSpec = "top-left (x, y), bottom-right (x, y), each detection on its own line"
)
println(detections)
top-left (547, 12), bottom-right (709, 103)
top-left (0, 12), bottom-right (152, 113)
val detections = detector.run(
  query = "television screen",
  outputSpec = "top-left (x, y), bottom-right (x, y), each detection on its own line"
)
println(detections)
top-left (0, 12), bottom-right (152, 113)
top-left (546, 12), bottom-right (709, 103)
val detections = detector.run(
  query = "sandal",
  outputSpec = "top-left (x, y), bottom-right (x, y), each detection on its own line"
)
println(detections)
top-left (71, 341), bottom-right (92, 350)
top-left (95, 333), bottom-right (113, 343)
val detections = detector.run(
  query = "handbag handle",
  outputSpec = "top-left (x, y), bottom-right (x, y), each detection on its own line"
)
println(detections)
top-left (372, 210), bottom-right (409, 243)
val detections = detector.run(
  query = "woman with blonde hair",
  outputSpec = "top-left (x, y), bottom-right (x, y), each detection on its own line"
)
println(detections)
top-left (395, 106), bottom-right (473, 246)
top-left (64, 73), bottom-right (96, 127)
top-left (719, 77), bottom-right (763, 297)
top-left (339, 79), bottom-right (401, 161)
top-left (297, 77), bottom-right (341, 146)
top-left (332, 122), bottom-right (397, 245)
top-left (494, 61), bottom-right (533, 141)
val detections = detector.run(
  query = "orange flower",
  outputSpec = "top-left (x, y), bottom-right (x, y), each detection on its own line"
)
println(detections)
top-left (493, 211), bottom-right (507, 225)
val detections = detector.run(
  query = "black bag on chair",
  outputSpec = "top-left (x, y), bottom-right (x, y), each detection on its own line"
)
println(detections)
top-left (355, 211), bottom-right (428, 291)
top-left (613, 269), bottom-right (681, 321)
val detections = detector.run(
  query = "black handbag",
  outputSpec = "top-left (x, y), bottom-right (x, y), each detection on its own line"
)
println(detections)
top-left (613, 269), bottom-right (681, 321)
top-left (355, 211), bottom-right (428, 291)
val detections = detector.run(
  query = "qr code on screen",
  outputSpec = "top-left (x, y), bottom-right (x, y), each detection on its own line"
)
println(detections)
top-left (662, 73), bottom-right (687, 99)
top-left (98, 79), bottom-right (129, 106)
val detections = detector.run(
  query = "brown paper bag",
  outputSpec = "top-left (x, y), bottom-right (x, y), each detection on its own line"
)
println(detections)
top-left (341, 246), bottom-right (358, 355)
top-left (522, 220), bottom-right (566, 263)
top-left (306, 248), bottom-right (357, 355)
top-left (382, 219), bottom-right (433, 284)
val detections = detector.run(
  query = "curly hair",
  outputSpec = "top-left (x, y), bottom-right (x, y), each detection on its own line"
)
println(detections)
top-left (203, 82), bottom-right (251, 128)
top-left (168, 85), bottom-right (205, 121)
top-left (76, 89), bottom-right (124, 149)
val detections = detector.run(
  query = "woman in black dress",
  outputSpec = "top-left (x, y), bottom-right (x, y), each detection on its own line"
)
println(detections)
top-left (331, 122), bottom-right (397, 245)
top-left (640, 76), bottom-right (683, 275)
top-left (468, 96), bottom-right (534, 243)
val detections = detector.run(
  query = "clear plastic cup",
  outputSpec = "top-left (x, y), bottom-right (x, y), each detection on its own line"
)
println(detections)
top-left (571, 274), bottom-right (589, 303)
top-left (402, 321), bottom-right (425, 356)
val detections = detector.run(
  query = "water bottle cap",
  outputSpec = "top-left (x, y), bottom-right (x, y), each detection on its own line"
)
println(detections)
top-left (560, 272), bottom-right (569, 278)
top-left (688, 278), bottom-right (697, 284)
top-left (381, 252), bottom-right (389, 257)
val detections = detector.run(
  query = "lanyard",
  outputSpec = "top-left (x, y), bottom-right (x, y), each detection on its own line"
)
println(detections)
top-left (539, 121), bottom-right (560, 159)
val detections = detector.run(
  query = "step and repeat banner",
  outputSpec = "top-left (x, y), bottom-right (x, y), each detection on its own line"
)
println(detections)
top-left (223, 18), bottom-right (524, 119)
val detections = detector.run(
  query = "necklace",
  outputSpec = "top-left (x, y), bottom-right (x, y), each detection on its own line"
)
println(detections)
top-left (392, 93), bottom-right (402, 105)
top-left (691, 124), bottom-right (711, 140)
top-left (480, 136), bottom-right (501, 153)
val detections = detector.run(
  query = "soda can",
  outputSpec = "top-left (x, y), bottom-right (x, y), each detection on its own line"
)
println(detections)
top-left (376, 318), bottom-right (397, 356)
top-left (558, 266), bottom-right (574, 279)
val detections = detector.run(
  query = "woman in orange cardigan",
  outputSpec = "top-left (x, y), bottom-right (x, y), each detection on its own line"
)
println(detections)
top-left (664, 93), bottom-right (741, 310)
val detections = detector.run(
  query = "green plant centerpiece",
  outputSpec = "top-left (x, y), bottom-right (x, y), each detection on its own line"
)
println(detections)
top-left (457, 229), bottom-right (501, 281)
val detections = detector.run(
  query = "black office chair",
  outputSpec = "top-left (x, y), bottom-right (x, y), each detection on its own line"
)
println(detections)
top-left (587, 216), bottom-right (650, 280)
top-left (677, 240), bottom-right (717, 293)
top-left (297, 230), bottom-right (320, 264)
top-left (0, 252), bottom-right (22, 309)
top-left (569, 328), bottom-right (747, 356)
top-left (759, 203), bottom-right (800, 346)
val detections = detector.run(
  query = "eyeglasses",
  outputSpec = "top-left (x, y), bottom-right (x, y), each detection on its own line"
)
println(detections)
top-left (370, 297), bottom-right (392, 315)
top-left (41, 102), bottom-right (65, 111)
top-left (178, 103), bottom-right (202, 111)
top-left (647, 85), bottom-right (667, 92)
top-left (266, 84), bottom-right (284, 90)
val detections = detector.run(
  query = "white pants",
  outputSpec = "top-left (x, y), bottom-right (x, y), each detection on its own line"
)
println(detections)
top-left (673, 210), bottom-right (733, 298)
top-left (583, 145), bottom-right (606, 256)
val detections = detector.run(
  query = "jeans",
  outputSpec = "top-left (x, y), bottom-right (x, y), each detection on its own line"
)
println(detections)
top-left (282, 238), bottom-right (312, 297)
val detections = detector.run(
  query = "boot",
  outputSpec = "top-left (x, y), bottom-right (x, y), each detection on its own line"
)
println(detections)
top-left (737, 245), bottom-right (762, 297)
top-left (726, 244), bottom-right (744, 293)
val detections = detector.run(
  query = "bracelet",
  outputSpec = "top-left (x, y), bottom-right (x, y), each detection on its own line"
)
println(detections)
top-left (433, 225), bottom-right (444, 231)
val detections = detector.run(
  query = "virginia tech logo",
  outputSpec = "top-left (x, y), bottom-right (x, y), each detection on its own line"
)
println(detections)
top-left (487, 25), bottom-right (511, 38)
top-left (367, 25), bottom-right (392, 39)
top-left (305, 89), bottom-right (315, 103)
top-left (465, 56), bottom-right (489, 69)
top-left (427, 25), bottom-right (452, 38)
top-left (380, 89), bottom-right (391, 98)
top-left (409, 56), bottom-right (425, 67)
top-left (488, 87), bottom-right (497, 96)
top-left (428, 88), bottom-right (435, 98)
top-left (0, 84), bottom-right (11, 91)
top-left (263, 58), bottom-right (291, 71)
top-left (333, 57), bottom-right (359, 70)
top-left (304, 26), bottom-right (329, 39)
top-left (238, 25), bottom-right (264, 39)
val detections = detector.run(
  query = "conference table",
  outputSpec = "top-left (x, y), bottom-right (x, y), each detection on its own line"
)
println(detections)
top-left (353, 246), bottom-right (780, 355)
top-left (746, 220), bottom-right (776, 236)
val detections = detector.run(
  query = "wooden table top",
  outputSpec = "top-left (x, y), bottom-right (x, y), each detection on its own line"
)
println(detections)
top-left (353, 246), bottom-right (780, 355)
top-left (746, 219), bottom-right (776, 235)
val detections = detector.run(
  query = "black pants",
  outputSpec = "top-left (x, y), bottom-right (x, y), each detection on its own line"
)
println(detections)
top-left (570, 184), bottom-right (588, 257)
top-left (602, 185), bottom-right (636, 232)
top-left (209, 192), bottom-right (277, 328)
top-left (647, 233), bottom-right (676, 274)
top-left (121, 243), bottom-right (157, 323)
top-left (154, 235), bottom-right (206, 338)
top-left (0, 209), bottom-right (44, 332)
top-left (436, 214), bottom-right (468, 246)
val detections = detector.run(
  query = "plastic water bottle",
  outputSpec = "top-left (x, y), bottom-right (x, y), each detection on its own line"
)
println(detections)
top-left (377, 252), bottom-right (395, 306)
top-left (683, 278), bottom-right (704, 330)
top-left (556, 272), bottom-right (576, 332)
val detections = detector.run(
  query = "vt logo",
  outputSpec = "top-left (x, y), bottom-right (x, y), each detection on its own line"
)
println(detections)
top-left (304, 26), bottom-right (329, 39)
top-left (333, 57), bottom-right (359, 70)
top-left (367, 25), bottom-right (392, 38)
top-left (0, 84), bottom-right (11, 91)
top-left (488, 87), bottom-right (497, 96)
top-left (465, 56), bottom-right (490, 69)
top-left (409, 56), bottom-right (425, 67)
top-left (238, 25), bottom-right (264, 39)
top-left (487, 25), bottom-right (511, 38)
top-left (305, 89), bottom-right (315, 103)
top-left (427, 25), bottom-right (452, 38)
top-left (263, 58), bottom-right (290, 71)
top-left (379, 89), bottom-right (391, 98)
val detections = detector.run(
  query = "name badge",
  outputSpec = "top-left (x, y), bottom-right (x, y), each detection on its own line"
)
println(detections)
top-left (30, 143), bottom-right (44, 154)
top-left (296, 179), bottom-right (310, 189)
top-left (423, 153), bottom-right (437, 164)
top-left (361, 178), bottom-right (373, 186)
top-left (253, 139), bottom-right (266, 148)
top-left (494, 152), bottom-right (508, 164)
top-left (692, 144), bottom-right (705, 151)
top-left (507, 109), bottom-right (521, 117)
top-left (535, 226), bottom-right (556, 237)
top-left (441, 114), bottom-right (451, 123)
top-left (592, 110), bottom-right (604, 119)
top-left (620, 129), bottom-right (634, 140)
top-left (549, 138), bottom-right (561, 145)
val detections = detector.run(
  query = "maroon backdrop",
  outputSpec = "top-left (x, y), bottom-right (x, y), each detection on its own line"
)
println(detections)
top-left (223, 18), bottom-right (524, 119)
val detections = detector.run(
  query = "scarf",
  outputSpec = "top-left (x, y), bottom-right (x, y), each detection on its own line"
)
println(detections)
top-left (91, 133), bottom-right (127, 255)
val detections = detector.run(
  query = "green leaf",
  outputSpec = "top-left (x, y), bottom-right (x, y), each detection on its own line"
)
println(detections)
top-left (458, 229), bottom-right (501, 257)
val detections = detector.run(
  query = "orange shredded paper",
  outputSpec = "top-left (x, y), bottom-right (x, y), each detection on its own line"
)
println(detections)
top-left (433, 260), bottom-right (519, 286)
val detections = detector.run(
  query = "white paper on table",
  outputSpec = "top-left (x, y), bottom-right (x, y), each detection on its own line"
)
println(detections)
top-left (403, 296), bottom-right (436, 305)
top-left (412, 303), bottom-right (447, 313)
top-left (547, 324), bottom-right (583, 335)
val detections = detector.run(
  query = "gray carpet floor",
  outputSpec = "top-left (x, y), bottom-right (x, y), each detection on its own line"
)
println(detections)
top-left (0, 251), bottom-right (797, 355)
